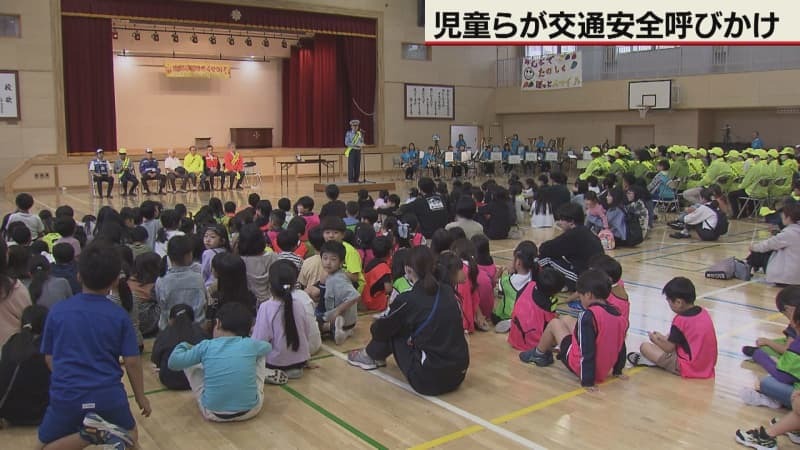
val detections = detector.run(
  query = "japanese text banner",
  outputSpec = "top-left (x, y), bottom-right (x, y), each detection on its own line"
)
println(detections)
top-left (425, 1), bottom-right (793, 44)
top-left (522, 52), bottom-right (581, 91)
top-left (164, 62), bottom-right (231, 79)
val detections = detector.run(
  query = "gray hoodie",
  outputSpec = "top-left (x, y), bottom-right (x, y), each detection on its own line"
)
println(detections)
top-left (155, 264), bottom-right (208, 330)
top-left (241, 253), bottom-right (279, 302)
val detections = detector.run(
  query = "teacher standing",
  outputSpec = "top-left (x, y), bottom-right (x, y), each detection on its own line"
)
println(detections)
top-left (345, 119), bottom-right (363, 183)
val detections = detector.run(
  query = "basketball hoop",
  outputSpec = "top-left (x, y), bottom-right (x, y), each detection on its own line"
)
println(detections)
top-left (636, 104), bottom-right (650, 119)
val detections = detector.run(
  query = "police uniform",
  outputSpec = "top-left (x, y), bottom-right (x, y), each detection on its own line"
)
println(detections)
top-left (345, 119), bottom-right (363, 182)
top-left (89, 149), bottom-right (114, 198)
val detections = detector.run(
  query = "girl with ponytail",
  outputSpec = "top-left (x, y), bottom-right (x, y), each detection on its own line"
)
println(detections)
top-left (26, 255), bottom-right (72, 309)
top-left (450, 239), bottom-right (491, 333)
top-left (151, 304), bottom-right (207, 390)
top-left (252, 260), bottom-right (314, 380)
top-left (0, 305), bottom-right (50, 425)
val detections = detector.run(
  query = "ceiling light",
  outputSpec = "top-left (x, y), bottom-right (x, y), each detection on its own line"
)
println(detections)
top-left (281, 39), bottom-right (287, 48)
top-left (262, 37), bottom-right (270, 47)
top-left (132, 30), bottom-right (141, 41)
top-left (209, 34), bottom-right (217, 45)
top-left (112, 29), bottom-right (119, 39)
top-left (228, 35), bottom-right (235, 46)
top-left (151, 31), bottom-right (160, 42)
top-left (171, 32), bottom-right (179, 43)
top-left (191, 33), bottom-right (198, 44)
top-left (245, 36), bottom-right (252, 47)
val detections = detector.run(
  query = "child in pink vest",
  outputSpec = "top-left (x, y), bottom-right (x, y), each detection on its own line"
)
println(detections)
top-left (519, 269), bottom-right (627, 390)
top-left (628, 277), bottom-right (717, 379)
top-left (588, 254), bottom-right (630, 328)
top-left (471, 234), bottom-right (498, 320)
top-left (508, 268), bottom-right (566, 351)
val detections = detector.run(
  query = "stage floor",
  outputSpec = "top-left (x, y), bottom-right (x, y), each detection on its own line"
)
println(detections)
top-left (1, 174), bottom-right (786, 449)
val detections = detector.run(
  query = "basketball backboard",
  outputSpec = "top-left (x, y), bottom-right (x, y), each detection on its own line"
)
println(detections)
top-left (628, 80), bottom-right (672, 110)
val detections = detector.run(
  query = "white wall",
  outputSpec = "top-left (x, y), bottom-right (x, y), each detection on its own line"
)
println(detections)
top-left (113, 55), bottom-right (282, 149)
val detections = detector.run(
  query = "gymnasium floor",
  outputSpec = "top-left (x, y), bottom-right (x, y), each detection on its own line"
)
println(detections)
top-left (1, 174), bottom-right (787, 449)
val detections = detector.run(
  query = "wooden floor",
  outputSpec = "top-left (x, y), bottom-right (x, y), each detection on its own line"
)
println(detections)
top-left (2, 174), bottom-right (787, 449)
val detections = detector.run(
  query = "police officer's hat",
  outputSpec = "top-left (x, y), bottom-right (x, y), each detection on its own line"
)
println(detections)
top-left (349, 119), bottom-right (360, 126)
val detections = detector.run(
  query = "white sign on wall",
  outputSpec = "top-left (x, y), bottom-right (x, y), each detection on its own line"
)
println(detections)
top-left (521, 51), bottom-right (582, 91)
top-left (405, 83), bottom-right (455, 119)
top-left (0, 71), bottom-right (20, 120)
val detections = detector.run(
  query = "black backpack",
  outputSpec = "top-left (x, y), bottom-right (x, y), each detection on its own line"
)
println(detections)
top-left (623, 208), bottom-right (644, 247)
top-left (712, 206), bottom-right (729, 236)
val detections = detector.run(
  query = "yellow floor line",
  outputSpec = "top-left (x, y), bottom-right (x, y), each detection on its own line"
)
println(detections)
top-left (408, 367), bottom-right (646, 449)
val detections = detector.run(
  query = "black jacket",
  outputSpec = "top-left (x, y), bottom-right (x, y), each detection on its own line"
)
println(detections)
top-left (400, 194), bottom-right (449, 238)
top-left (538, 225), bottom-right (604, 274)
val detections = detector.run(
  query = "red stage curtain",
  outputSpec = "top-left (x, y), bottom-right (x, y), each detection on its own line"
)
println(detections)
top-left (341, 37), bottom-right (377, 145)
top-left (311, 36), bottom-right (345, 147)
top-left (62, 0), bottom-right (376, 37)
top-left (62, 16), bottom-right (117, 154)
top-left (282, 46), bottom-right (314, 147)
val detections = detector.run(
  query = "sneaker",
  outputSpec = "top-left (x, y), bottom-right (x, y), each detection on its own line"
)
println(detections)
top-left (375, 359), bottom-right (387, 368)
top-left (667, 221), bottom-right (685, 230)
top-left (740, 388), bottom-right (782, 409)
top-left (519, 348), bottom-right (554, 366)
top-left (735, 426), bottom-right (777, 449)
top-left (334, 316), bottom-right (346, 345)
top-left (494, 319), bottom-right (512, 334)
top-left (79, 412), bottom-right (134, 448)
top-left (286, 368), bottom-right (304, 379)
top-left (348, 349), bottom-right (378, 370)
top-left (769, 417), bottom-right (800, 444)
top-left (742, 346), bottom-right (758, 357)
top-left (264, 368), bottom-right (288, 385)
top-left (669, 232), bottom-right (690, 239)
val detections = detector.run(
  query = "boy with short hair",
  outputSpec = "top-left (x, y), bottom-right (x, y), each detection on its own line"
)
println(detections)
top-left (53, 217), bottom-right (81, 258)
top-left (266, 210), bottom-right (286, 250)
top-left (520, 269), bottom-right (627, 390)
top-left (222, 201), bottom-right (237, 231)
top-left (361, 236), bottom-right (393, 312)
top-left (155, 235), bottom-right (209, 330)
top-left (587, 254), bottom-right (629, 326)
top-left (276, 229), bottom-right (303, 272)
top-left (127, 226), bottom-right (150, 260)
top-left (51, 243), bottom-right (81, 295)
top-left (628, 277), bottom-right (717, 379)
top-left (320, 216), bottom-right (365, 292)
top-left (344, 201), bottom-right (360, 230)
top-left (8, 193), bottom-right (45, 239)
top-left (318, 240), bottom-right (361, 345)
top-left (139, 200), bottom-right (161, 250)
top-left (277, 197), bottom-right (293, 227)
top-left (296, 196), bottom-right (320, 235)
top-left (320, 184), bottom-right (347, 219)
top-left (39, 242), bottom-right (151, 449)
top-left (168, 302), bottom-right (275, 422)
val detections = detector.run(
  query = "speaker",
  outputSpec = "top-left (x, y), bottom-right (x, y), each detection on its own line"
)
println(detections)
top-left (417, 0), bottom-right (424, 27)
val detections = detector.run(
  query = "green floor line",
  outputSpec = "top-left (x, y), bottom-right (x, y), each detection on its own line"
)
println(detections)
top-left (280, 384), bottom-right (388, 450)
top-left (127, 387), bottom-right (169, 399)
top-left (310, 353), bottom-right (335, 361)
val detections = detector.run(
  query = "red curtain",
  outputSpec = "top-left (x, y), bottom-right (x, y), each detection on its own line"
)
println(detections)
top-left (311, 36), bottom-right (345, 147)
top-left (62, 16), bottom-right (117, 153)
top-left (62, 0), bottom-right (376, 36)
top-left (282, 46), bottom-right (313, 146)
top-left (341, 37), bottom-right (376, 145)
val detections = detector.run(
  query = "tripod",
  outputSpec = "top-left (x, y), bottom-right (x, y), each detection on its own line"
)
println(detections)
top-left (360, 149), bottom-right (374, 184)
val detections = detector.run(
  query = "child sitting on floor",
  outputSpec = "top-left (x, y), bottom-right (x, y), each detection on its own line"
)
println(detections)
top-left (361, 236), bottom-right (393, 312)
top-left (169, 302), bottom-right (280, 422)
top-left (520, 269), bottom-right (627, 391)
top-left (743, 286), bottom-right (800, 359)
top-left (317, 241), bottom-right (361, 345)
top-left (627, 277), bottom-right (717, 379)
top-left (507, 268), bottom-right (565, 351)
top-left (494, 240), bottom-right (538, 331)
top-left (151, 304), bottom-right (207, 390)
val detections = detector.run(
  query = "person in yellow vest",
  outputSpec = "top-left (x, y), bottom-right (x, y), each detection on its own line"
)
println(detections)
top-left (728, 149), bottom-right (770, 217)
top-left (684, 147), bottom-right (734, 203)
top-left (727, 150), bottom-right (745, 177)
top-left (630, 148), bottom-right (655, 180)
top-left (607, 149), bottom-right (627, 176)
top-left (781, 147), bottom-right (798, 172)
top-left (344, 119), bottom-right (363, 183)
top-left (578, 147), bottom-right (609, 180)
top-left (113, 148), bottom-right (139, 196)
top-left (687, 148), bottom-right (706, 178)
top-left (770, 149), bottom-right (795, 198)
top-left (183, 145), bottom-right (203, 191)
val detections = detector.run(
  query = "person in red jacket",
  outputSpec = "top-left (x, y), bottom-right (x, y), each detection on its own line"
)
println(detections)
top-left (224, 143), bottom-right (245, 191)
top-left (203, 145), bottom-right (224, 191)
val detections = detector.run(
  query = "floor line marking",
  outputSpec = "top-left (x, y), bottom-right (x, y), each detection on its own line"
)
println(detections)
top-left (624, 280), bottom-right (771, 312)
top-left (280, 384), bottom-right (389, 450)
top-left (320, 344), bottom-right (546, 450)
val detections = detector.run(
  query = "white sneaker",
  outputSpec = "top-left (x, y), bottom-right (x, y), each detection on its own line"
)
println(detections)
top-left (334, 316), bottom-right (346, 345)
top-left (741, 388), bottom-right (782, 409)
top-left (494, 319), bottom-right (512, 334)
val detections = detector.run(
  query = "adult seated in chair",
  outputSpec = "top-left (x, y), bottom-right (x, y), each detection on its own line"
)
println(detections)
top-left (183, 145), bottom-right (203, 191)
top-left (139, 148), bottom-right (166, 195)
top-left (203, 145), bottom-right (224, 191)
top-left (728, 149), bottom-right (769, 218)
top-left (400, 146), bottom-right (417, 180)
top-left (164, 148), bottom-right (189, 193)
top-left (346, 246), bottom-right (469, 396)
top-left (223, 143), bottom-right (245, 190)
top-left (114, 148), bottom-right (138, 196)
top-left (88, 148), bottom-right (114, 198)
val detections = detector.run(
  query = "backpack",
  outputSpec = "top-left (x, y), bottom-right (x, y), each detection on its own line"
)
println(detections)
top-left (623, 208), bottom-right (643, 247)
top-left (705, 257), bottom-right (751, 281)
top-left (598, 229), bottom-right (615, 251)
top-left (713, 207), bottom-right (729, 236)
top-left (507, 282), bottom-right (558, 351)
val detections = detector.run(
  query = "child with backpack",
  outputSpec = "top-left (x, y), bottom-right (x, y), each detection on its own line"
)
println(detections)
top-left (0, 305), bottom-right (50, 426)
top-left (361, 237), bottom-right (393, 312)
top-left (493, 241), bottom-right (538, 331)
top-left (669, 188), bottom-right (727, 241)
top-left (151, 304), bottom-right (208, 390)
top-left (507, 268), bottom-right (565, 351)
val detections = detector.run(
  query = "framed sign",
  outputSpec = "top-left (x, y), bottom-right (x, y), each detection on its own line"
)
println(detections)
top-left (405, 83), bottom-right (454, 120)
top-left (0, 71), bottom-right (20, 120)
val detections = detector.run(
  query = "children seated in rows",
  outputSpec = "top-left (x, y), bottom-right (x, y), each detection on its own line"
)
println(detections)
top-left (668, 188), bottom-right (727, 241)
top-left (507, 268), bottom-right (565, 351)
top-left (317, 241), bottom-right (361, 345)
top-left (493, 240), bottom-right (538, 330)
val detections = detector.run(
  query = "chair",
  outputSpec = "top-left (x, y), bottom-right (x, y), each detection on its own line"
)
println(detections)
top-left (391, 155), bottom-right (403, 180)
top-left (652, 179), bottom-right (682, 221)
top-left (242, 161), bottom-right (261, 189)
top-left (88, 171), bottom-right (98, 197)
top-left (737, 178), bottom-right (771, 219)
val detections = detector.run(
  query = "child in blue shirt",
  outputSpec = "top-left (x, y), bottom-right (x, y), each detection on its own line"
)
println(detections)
top-left (38, 241), bottom-right (150, 449)
top-left (168, 302), bottom-right (278, 422)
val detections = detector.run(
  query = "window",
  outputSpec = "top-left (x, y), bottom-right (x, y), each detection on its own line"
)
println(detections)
top-left (617, 45), bottom-right (678, 54)
top-left (402, 43), bottom-right (431, 61)
top-left (525, 45), bottom-right (576, 58)
top-left (0, 14), bottom-right (20, 38)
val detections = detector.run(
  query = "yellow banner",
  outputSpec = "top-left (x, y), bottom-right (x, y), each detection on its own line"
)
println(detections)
top-left (164, 62), bottom-right (231, 79)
